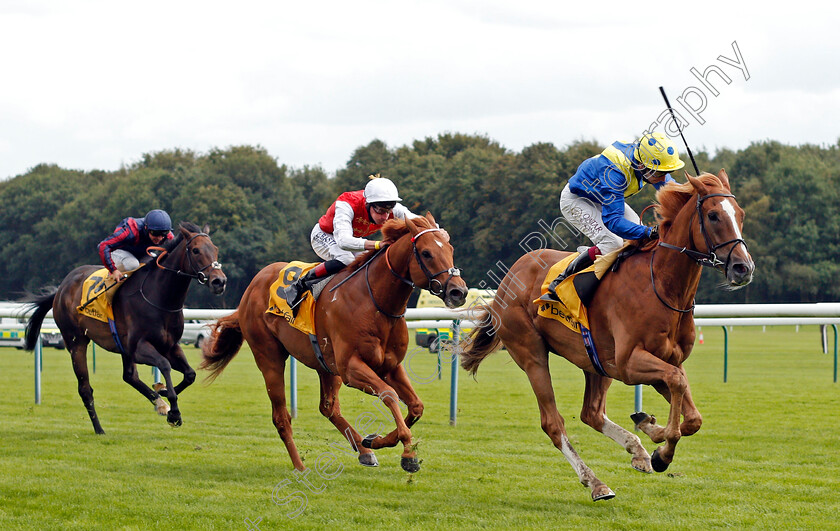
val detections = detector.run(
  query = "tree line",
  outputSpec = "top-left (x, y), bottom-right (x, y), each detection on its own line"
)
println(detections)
top-left (1, 134), bottom-right (838, 308)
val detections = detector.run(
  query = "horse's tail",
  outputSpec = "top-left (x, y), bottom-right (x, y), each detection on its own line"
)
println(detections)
top-left (198, 310), bottom-right (244, 383)
top-left (460, 304), bottom-right (503, 376)
top-left (23, 289), bottom-right (58, 351)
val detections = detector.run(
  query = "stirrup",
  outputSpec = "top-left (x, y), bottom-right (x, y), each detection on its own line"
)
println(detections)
top-left (284, 283), bottom-right (306, 309)
top-left (539, 278), bottom-right (562, 302)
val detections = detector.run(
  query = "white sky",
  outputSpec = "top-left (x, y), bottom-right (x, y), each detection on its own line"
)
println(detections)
top-left (1, 0), bottom-right (838, 180)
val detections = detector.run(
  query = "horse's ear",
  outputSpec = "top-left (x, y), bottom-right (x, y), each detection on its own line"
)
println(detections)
top-left (717, 169), bottom-right (731, 191)
top-left (404, 215), bottom-right (419, 235)
top-left (686, 172), bottom-right (709, 196)
top-left (424, 211), bottom-right (436, 226)
top-left (202, 224), bottom-right (210, 234)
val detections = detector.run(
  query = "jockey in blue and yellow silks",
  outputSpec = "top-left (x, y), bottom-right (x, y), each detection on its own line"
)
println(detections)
top-left (541, 132), bottom-right (685, 300)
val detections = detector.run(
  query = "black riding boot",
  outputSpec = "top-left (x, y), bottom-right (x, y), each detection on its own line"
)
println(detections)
top-left (539, 251), bottom-right (596, 302)
top-left (284, 271), bottom-right (316, 309)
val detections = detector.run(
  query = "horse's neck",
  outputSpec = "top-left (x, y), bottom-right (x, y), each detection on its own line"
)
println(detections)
top-left (368, 236), bottom-right (415, 312)
top-left (651, 201), bottom-right (704, 307)
top-left (141, 248), bottom-right (192, 309)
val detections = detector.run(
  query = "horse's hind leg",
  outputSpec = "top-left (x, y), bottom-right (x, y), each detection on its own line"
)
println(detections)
top-left (260, 354), bottom-right (305, 471)
top-left (505, 336), bottom-right (614, 501)
top-left (317, 372), bottom-right (378, 467)
top-left (69, 341), bottom-right (104, 434)
top-left (581, 372), bottom-right (652, 473)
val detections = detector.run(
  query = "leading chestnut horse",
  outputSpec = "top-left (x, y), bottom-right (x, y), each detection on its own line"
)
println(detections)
top-left (460, 170), bottom-right (754, 501)
top-left (200, 213), bottom-right (467, 472)
top-left (24, 222), bottom-right (226, 433)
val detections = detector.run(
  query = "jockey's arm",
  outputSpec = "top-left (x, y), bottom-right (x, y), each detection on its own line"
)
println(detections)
top-left (98, 225), bottom-right (133, 273)
top-left (332, 201), bottom-right (370, 252)
top-left (601, 195), bottom-right (653, 240)
top-left (391, 203), bottom-right (420, 221)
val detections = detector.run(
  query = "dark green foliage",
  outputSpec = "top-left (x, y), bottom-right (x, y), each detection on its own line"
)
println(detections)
top-left (1, 136), bottom-right (838, 306)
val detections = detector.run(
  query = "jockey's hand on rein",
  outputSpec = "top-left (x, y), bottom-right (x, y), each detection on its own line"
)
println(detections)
top-left (648, 226), bottom-right (660, 240)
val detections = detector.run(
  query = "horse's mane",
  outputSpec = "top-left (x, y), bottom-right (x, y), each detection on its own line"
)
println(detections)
top-left (654, 172), bottom-right (725, 236)
top-left (343, 216), bottom-right (435, 273)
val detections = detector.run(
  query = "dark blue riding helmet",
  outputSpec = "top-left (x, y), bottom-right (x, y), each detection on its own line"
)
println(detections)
top-left (144, 209), bottom-right (172, 232)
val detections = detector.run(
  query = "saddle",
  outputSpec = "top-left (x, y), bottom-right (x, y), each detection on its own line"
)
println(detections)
top-left (266, 262), bottom-right (332, 336)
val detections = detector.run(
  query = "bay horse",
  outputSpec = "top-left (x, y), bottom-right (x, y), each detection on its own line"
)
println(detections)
top-left (200, 213), bottom-right (467, 472)
top-left (460, 170), bottom-right (754, 501)
top-left (24, 222), bottom-right (226, 433)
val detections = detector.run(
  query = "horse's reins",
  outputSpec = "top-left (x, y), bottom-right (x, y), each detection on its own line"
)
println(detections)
top-left (651, 192), bottom-right (749, 313)
top-left (137, 232), bottom-right (223, 312)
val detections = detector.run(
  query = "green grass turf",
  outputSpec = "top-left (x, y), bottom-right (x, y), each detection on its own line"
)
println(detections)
top-left (0, 325), bottom-right (838, 530)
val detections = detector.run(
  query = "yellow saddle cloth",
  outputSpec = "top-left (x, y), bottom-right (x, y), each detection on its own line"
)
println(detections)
top-left (267, 261), bottom-right (319, 336)
top-left (78, 268), bottom-right (136, 322)
top-left (535, 253), bottom-right (592, 333)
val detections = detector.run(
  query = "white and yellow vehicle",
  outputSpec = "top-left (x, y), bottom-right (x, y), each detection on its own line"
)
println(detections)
top-left (413, 288), bottom-right (496, 350)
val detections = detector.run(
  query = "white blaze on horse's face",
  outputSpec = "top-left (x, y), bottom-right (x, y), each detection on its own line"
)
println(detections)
top-left (435, 239), bottom-right (444, 248)
top-left (721, 199), bottom-right (743, 240)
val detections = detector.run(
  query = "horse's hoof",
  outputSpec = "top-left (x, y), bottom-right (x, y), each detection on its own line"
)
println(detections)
top-left (651, 448), bottom-right (670, 472)
top-left (401, 456), bottom-right (420, 473)
top-left (631, 456), bottom-right (653, 474)
top-left (592, 486), bottom-right (616, 501)
top-left (630, 411), bottom-right (650, 426)
top-left (154, 397), bottom-right (170, 416)
top-left (167, 411), bottom-right (182, 427)
top-left (362, 434), bottom-right (378, 449)
top-left (358, 453), bottom-right (379, 467)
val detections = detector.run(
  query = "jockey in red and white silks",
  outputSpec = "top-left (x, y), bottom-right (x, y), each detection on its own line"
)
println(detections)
top-left (285, 176), bottom-right (419, 309)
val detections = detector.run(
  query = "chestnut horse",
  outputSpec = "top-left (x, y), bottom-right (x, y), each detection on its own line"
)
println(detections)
top-left (200, 213), bottom-right (467, 472)
top-left (460, 170), bottom-right (754, 501)
top-left (24, 222), bottom-right (226, 433)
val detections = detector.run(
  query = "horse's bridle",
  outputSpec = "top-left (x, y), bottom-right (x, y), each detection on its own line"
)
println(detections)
top-left (137, 232), bottom-right (223, 312)
top-left (325, 227), bottom-right (461, 319)
top-left (652, 192), bottom-right (749, 313)
top-left (152, 232), bottom-right (223, 284)
top-left (386, 227), bottom-right (462, 296)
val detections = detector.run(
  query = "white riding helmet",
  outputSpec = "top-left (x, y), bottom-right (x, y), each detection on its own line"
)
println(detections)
top-left (364, 177), bottom-right (402, 204)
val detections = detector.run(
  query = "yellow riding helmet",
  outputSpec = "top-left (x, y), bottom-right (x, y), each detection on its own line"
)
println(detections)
top-left (634, 132), bottom-right (685, 172)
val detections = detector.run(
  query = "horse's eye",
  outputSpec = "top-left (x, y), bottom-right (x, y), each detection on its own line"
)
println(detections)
top-left (192, 248), bottom-right (200, 255)
top-left (421, 250), bottom-right (433, 260)
top-left (708, 212), bottom-right (719, 222)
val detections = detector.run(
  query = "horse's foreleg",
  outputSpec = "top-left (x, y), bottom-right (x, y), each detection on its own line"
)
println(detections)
top-left (317, 372), bottom-right (377, 467)
top-left (342, 356), bottom-right (419, 473)
top-left (69, 342), bottom-right (105, 434)
top-left (651, 368), bottom-right (702, 436)
top-left (362, 365), bottom-right (424, 451)
top-left (621, 347), bottom-right (687, 472)
top-left (128, 340), bottom-right (181, 427)
top-left (166, 344), bottom-right (196, 395)
top-left (581, 372), bottom-right (652, 473)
